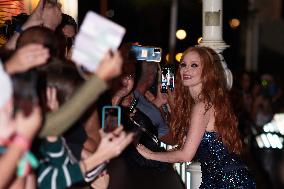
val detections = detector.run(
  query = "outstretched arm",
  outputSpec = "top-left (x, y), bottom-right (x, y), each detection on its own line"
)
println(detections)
top-left (137, 102), bottom-right (210, 163)
top-left (39, 51), bottom-right (123, 137)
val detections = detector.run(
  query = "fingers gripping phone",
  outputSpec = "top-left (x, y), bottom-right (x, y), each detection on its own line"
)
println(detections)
top-left (84, 106), bottom-right (121, 183)
top-left (102, 105), bottom-right (121, 132)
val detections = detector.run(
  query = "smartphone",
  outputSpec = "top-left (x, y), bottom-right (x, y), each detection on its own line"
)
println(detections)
top-left (131, 45), bottom-right (162, 62)
top-left (101, 106), bottom-right (121, 132)
top-left (161, 67), bottom-right (175, 93)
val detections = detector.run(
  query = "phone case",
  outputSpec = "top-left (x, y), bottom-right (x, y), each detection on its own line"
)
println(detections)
top-left (101, 105), bottom-right (121, 131)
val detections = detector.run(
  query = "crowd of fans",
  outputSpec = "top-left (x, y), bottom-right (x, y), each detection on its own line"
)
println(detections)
top-left (0, 0), bottom-right (184, 189)
top-left (1, 0), bottom-right (284, 189)
top-left (232, 70), bottom-right (284, 189)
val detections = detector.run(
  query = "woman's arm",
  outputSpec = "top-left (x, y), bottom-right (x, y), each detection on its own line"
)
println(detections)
top-left (137, 102), bottom-right (210, 163)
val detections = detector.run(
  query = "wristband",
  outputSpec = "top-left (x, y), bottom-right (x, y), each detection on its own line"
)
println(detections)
top-left (11, 134), bottom-right (31, 152)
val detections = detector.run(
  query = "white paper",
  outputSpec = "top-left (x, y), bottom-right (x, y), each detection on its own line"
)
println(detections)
top-left (72, 11), bottom-right (126, 72)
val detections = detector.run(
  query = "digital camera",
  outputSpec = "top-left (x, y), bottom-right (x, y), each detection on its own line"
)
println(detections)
top-left (131, 45), bottom-right (162, 62)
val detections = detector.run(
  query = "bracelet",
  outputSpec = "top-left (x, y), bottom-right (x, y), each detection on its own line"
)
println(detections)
top-left (10, 134), bottom-right (31, 152)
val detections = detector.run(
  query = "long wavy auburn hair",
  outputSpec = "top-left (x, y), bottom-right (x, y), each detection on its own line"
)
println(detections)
top-left (170, 46), bottom-right (242, 154)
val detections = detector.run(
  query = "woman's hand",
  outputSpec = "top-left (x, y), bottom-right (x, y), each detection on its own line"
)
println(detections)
top-left (81, 126), bottom-right (134, 173)
top-left (5, 44), bottom-right (49, 74)
top-left (95, 126), bottom-right (133, 161)
top-left (91, 171), bottom-right (109, 189)
top-left (15, 106), bottom-right (42, 141)
top-left (95, 50), bottom-right (123, 81)
top-left (21, 0), bottom-right (45, 31)
top-left (136, 144), bottom-right (153, 160)
top-left (151, 84), bottom-right (168, 108)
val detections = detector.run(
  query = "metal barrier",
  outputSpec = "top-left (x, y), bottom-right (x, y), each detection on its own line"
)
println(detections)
top-left (160, 143), bottom-right (202, 189)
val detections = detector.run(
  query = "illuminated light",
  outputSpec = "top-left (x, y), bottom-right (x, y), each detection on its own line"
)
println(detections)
top-left (263, 123), bottom-right (276, 133)
top-left (260, 134), bottom-right (271, 148)
top-left (261, 79), bottom-right (268, 87)
top-left (175, 53), bottom-right (183, 62)
top-left (229, 18), bottom-right (240, 29)
top-left (255, 136), bottom-right (264, 148)
top-left (197, 37), bottom-right (203, 44)
top-left (267, 133), bottom-right (277, 148)
top-left (166, 54), bottom-right (170, 62)
top-left (274, 114), bottom-right (284, 134)
top-left (176, 29), bottom-right (187, 40)
top-left (272, 134), bottom-right (283, 149)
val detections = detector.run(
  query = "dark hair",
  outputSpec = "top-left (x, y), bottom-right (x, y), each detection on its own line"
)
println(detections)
top-left (55, 13), bottom-right (78, 34)
top-left (109, 42), bottom-right (137, 95)
top-left (55, 14), bottom-right (78, 59)
top-left (16, 26), bottom-right (59, 57)
top-left (11, 70), bottom-right (39, 116)
top-left (38, 60), bottom-right (84, 111)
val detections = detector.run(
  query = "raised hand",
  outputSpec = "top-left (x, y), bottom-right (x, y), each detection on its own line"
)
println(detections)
top-left (5, 44), bottom-right (49, 74)
top-left (21, 0), bottom-right (45, 31)
top-left (136, 144), bottom-right (153, 160)
top-left (95, 50), bottom-right (123, 81)
top-left (42, 2), bottom-right (62, 30)
top-left (153, 84), bottom-right (169, 108)
top-left (95, 126), bottom-right (133, 161)
top-left (113, 76), bottom-right (134, 100)
top-left (15, 106), bottom-right (42, 140)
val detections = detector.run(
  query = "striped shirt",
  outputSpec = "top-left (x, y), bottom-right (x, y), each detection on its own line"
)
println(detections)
top-left (37, 138), bottom-right (84, 189)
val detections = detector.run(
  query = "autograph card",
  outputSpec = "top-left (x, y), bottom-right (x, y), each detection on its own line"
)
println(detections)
top-left (72, 11), bottom-right (126, 72)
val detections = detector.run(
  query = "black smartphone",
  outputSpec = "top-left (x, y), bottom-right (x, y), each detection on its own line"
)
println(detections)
top-left (101, 106), bottom-right (121, 133)
top-left (161, 67), bottom-right (175, 93)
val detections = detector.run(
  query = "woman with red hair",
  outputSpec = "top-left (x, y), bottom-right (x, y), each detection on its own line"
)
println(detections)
top-left (137, 46), bottom-right (256, 188)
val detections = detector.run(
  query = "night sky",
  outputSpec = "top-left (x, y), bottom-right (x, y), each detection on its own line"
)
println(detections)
top-left (78, 0), bottom-right (247, 73)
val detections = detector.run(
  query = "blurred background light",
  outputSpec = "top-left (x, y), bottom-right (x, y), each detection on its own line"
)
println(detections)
top-left (176, 29), bottom-right (187, 40)
top-left (175, 53), bottom-right (182, 62)
top-left (229, 18), bottom-right (240, 29)
top-left (197, 37), bottom-right (203, 44)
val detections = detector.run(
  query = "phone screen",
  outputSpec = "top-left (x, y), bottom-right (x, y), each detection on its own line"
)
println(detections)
top-left (161, 67), bottom-right (175, 93)
top-left (102, 106), bottom-right (121, 132)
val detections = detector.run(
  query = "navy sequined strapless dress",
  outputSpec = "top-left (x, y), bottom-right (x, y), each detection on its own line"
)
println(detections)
top-left (195, 132), bottom-right (256, 189)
